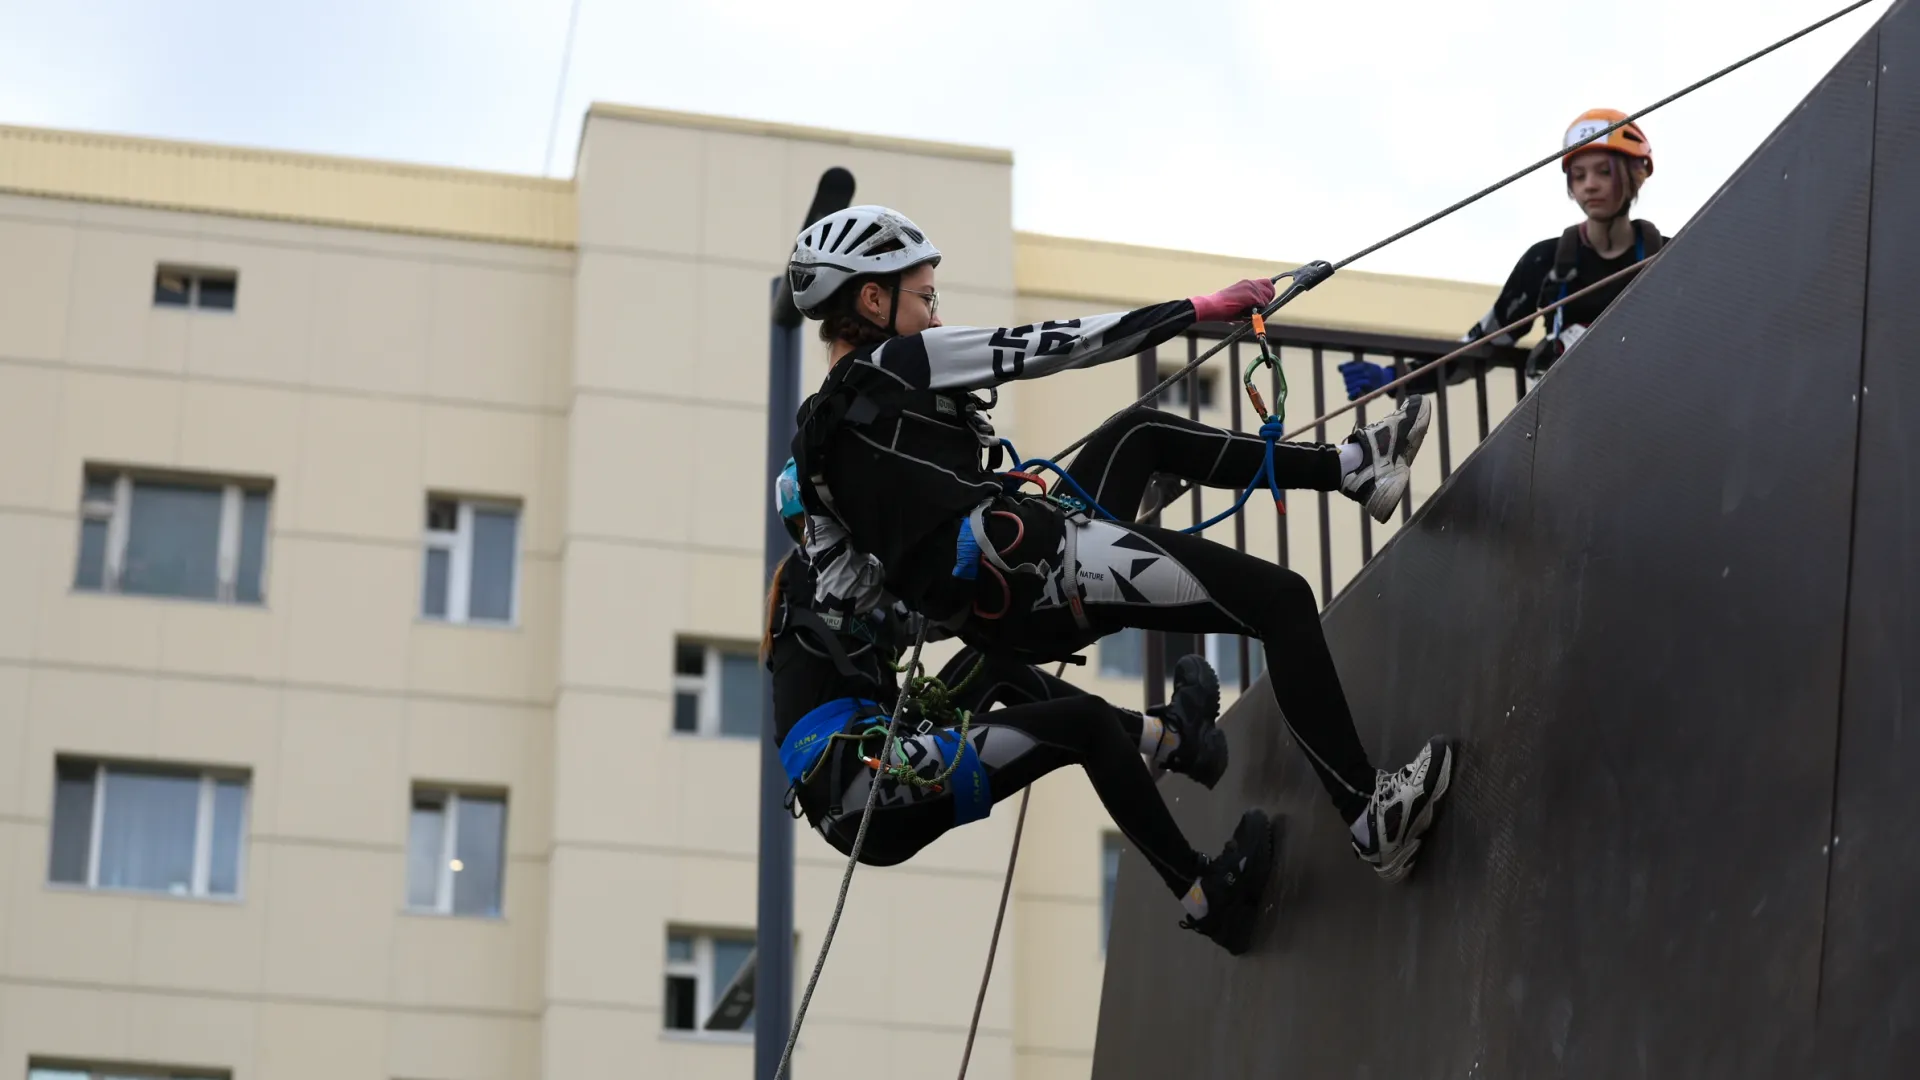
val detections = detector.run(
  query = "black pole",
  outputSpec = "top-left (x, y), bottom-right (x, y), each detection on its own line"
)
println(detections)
top-left (758, 167), bottom-right (854, 1080)
top-left (757, 278), bottom-right (801, 1080)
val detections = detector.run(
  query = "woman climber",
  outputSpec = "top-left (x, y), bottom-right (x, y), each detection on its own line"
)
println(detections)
top-left (1342, 108), bottom-right (1665, 400)
top-left (764, 489), bottom-right (1271, 955)
top-left (782, 204), bottom-right (1455, 894)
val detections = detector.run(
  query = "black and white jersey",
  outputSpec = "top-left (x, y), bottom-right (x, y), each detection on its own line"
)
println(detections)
top-left (797, 299), bottom-right (1198, 617)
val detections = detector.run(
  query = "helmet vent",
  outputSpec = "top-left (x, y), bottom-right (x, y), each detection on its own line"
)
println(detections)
top-left (829, 216), bottom-right (859, 251)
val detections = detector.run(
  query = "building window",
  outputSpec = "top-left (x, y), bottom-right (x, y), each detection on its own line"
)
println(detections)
top-left (31, 1062), bottom-right (228, 1080)
top-left (1155, 368), bottom-right (1217, 410)
top-left (153, 265), bottom-right (238, 311)
top-left (73, 468), bottom-right (271, 604)
top-left (406, 788), bottom-right (507, 918)
top-left (420, 496), bottom-right (520, 625)
top-left (664, 929), bottom-right (756, 1035)
top-left (1097, 627), bottom-right (1146, 679)
top-left (47, 759), bottom-right (248, 899)
top-left (1211, 633), bottom-right (1266, 688)
top-left (1097, 629), bottom-right (1263, 688)
top-left (1101, 832), bottom-right (1123, 954)
top-left (672, 641), bottom-right (762, 738)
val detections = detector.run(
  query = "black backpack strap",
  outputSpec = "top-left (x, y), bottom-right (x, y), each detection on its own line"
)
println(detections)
top-left (1550, 224), bottom-right (1583, 284)
top-left (786, 608), bottom-right (869, 680)
top-left (1636, 219), bottom-right (1665, 259)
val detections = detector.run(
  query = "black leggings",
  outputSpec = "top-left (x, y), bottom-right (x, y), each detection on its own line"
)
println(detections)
top-left (1007, 408), bottom-right (1378, 817)
top-left (1066, 404), bottom-right (1343, 520)
top-left (820, 648), bottom-right (1207, 898)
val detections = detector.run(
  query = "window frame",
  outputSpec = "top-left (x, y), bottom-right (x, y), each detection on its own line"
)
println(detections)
top-left (405, 786), bottom-right (508, 919)
top-left (420, 496), bottom-right (521, 627)
top-left (662, 929), bottom-right (756, 1041)
top-left (1155, 366), bottom-right (1219, 410)
top-left (51, 759), bottom-right (250, 901)
top-left (75, 467), bottom-right (271, 605)
top-left (1100, 831), bottom-right (1124, 955)
top-left (672, 641), bottom-right (761, 740)
top-left (30, 1061), bottom-right (228, 1080)
top-left (31, 1062), bottom-right (228, 1080)
top-left (1206, 633), bottom-right (1264, 687)
top-left (1096, 629), bottom-right (1260, 685)
top-left (153, 263), bottom-right (238, 313)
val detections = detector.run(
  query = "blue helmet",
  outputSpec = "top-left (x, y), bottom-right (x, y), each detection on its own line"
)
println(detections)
top-left (775, 458), bottom-right (804, 541)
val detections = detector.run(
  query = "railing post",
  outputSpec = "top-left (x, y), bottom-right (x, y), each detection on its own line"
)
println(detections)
top-left (1392, 354), bottom-right (1413, 524)
top-left (1311, 346), bottom-right (1333, 605)
top-left (1475, 366), bottom-right (1491, 442)
top-left (1270, 347), bottom-right (1290, 571)
top-left (1187, 334), bottom-right (1201, 533)
top-left (1352, 349), bottom-right (1373, 563)
top-left (1136, 346), bottom-right (1165, 709)
top-left (1229, 340), bottom-right (1251, 692)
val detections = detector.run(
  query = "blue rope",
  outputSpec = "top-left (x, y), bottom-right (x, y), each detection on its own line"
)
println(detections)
top-left (996, 427), bottom-right (1285, 536)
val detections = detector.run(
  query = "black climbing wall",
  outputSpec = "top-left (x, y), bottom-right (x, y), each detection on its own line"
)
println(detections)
top-left (1815, 5), bottom-right (1920, 1075)
top-left (1092, 3), bottom-right (1918, 1076)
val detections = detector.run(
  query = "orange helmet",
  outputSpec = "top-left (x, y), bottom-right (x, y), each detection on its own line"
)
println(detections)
top-left (1561, 108), bottom-right (1653, 177)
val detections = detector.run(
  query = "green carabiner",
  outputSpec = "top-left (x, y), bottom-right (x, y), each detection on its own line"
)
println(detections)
top-left (1240, 311), bottom-right (1287, 429)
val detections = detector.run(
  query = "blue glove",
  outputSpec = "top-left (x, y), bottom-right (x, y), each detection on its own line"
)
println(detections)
top-left (1338, 359), bottom-right (1393, 401)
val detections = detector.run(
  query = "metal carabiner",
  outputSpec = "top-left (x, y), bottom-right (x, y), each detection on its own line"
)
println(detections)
top-left (1240, 311), bottom-right (1286, 429)
top-left (1240, 310), bottom-right (1289, 516)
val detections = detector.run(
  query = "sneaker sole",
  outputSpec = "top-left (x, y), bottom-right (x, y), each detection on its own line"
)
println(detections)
top-left (1399, 395), bottom-right (1433, 466)
top-left (1365, 464), bottom-right (1410, 524)
top-left (1373, 741), bottom-right (1454, 884)
top-left (1220, 813), bottom-right (1276, 955)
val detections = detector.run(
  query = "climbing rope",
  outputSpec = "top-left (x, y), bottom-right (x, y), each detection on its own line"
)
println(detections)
top-left (776, 626), bottom-right (932, 1079)
top-left (779, 5), bottom-right (1878, 1074)
top-left (945, 5), bottom-right (1878, 1072)
top-left (1051, 0), bottom-right (1881, 467)
top-left (1281, 256), bottom-right (1661, 442)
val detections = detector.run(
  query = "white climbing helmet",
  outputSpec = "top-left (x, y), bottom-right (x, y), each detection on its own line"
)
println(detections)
top-left (786, 205), bottom-right (942, 319)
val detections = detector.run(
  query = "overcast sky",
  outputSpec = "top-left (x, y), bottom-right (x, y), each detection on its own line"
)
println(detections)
top-left (0, 0), bottom-right (1891, 285)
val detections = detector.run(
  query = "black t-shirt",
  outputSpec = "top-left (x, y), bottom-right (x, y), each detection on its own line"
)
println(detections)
top-left (1401, 220), bottom-right (1659, 394)
top-left (1468, 220), bottom-right (1659, 346)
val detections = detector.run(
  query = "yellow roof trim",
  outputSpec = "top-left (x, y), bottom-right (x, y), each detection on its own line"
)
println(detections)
top-left (586, 103), bottom-right (1014, 165)
top-left (1015, 232), bottom-right (1499, 341)
top-left (0, 123), bottom-right (577, 249)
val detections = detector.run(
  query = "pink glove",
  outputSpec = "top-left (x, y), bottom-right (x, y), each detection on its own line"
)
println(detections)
top-left (1189, 277), bottom-right (1276, 322)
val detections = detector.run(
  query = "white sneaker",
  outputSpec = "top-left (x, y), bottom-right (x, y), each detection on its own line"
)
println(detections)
top-left (1339, 394), bottom-right (1432, 524)
top-left (1351, 737), bottom-right (1454, 883)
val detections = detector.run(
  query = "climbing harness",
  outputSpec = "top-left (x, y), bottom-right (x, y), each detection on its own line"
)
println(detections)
top-left (777, 6), bottom-right (1878, 1076)
top-left (779, 649), bottom-right (993, 828)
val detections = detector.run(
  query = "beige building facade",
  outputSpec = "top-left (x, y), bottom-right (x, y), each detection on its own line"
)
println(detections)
top-left (0, 105), bottom-right (1511, 1080)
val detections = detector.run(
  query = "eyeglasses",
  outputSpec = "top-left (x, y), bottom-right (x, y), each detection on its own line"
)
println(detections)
top-left (898, 286), bottom-right (939, 320)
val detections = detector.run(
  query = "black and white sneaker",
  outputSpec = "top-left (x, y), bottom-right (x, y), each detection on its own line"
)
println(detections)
top-left (1150, 654), bottom-right (1227, 788)
top-left (1351, 737), bottom-right (1454, 883)
top-left (1339, 394), bottom-right (1433, 524)
top-left (1180, 808), bottom-right (1275, 956)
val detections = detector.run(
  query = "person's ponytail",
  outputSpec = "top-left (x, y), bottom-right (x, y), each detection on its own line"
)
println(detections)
top-left (762, 551), bottom-right (793, 662)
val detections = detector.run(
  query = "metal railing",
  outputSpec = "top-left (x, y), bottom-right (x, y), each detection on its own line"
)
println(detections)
top-left (1131, 321), bottom-right (1528, 705)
